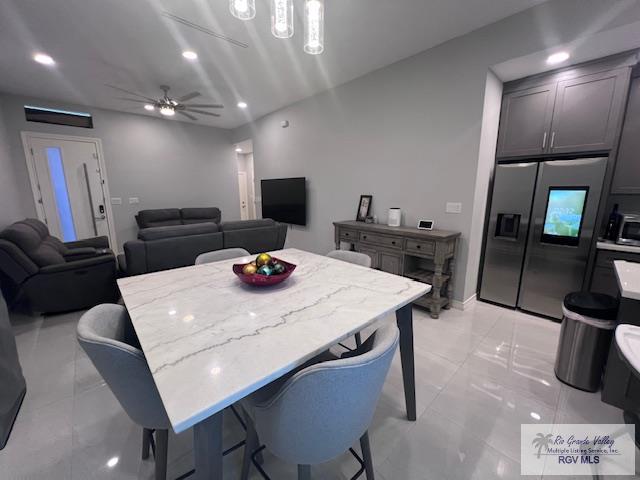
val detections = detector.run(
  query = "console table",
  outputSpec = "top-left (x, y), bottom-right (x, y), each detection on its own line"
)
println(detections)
top-left (333, 221), bottom-right (460, 318)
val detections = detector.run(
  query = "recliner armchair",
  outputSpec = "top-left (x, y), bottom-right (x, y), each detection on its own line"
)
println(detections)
top-left (0, 219), bottom-right (118, 314)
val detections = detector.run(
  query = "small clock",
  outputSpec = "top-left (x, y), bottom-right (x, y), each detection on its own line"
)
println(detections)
top-left (418, 220), bottom-right (434, 230)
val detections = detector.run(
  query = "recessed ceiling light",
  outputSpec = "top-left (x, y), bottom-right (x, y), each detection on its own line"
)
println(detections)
top-left (160, 106), bottom-right (175, 116)
top-left (144, 104), bottom-right (155, 111)
top-left (106, 457), bottom-right (119, 468)
top-left (235, 147), bottom-right (243, 153)
top-left (33, 53), bottom-right (55, 66)
top-left (546, 52), bottom-right (570, 65)
top-left (237, 101), bottom-right (248, 109)
top-left (182, 50), bottom-right (198, 60)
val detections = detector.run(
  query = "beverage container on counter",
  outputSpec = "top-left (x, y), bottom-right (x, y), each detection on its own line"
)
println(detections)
top-left (605, 203), bottom-right (620, 240)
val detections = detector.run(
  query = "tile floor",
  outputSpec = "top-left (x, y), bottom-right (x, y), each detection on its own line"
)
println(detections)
top-left (1, 300), bottom-right (637, 479)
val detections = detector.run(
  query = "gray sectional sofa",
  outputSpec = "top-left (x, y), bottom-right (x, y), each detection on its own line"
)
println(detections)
top-left (0, 219), bottom-right (118, 313)
top-left (121, 217), bottom-right (287, 276)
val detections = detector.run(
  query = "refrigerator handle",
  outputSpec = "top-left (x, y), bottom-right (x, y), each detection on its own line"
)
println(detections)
top-left (542, 131), bottom-right (547, 149)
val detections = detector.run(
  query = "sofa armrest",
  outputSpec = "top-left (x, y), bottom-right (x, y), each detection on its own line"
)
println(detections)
top-left (275, 223), bottom-right (288, 249)
top-left (39, 255), bottom-right (115, 275)
top-left (65, 236), bottom-right (110, 249)
top-left (123, 240), bottom-right (147, 276)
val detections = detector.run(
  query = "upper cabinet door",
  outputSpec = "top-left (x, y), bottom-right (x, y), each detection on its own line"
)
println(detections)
top-left (496, 83), bottom-right (556, 158)
top-left (549, 69), bottom-right (629, 155)
top-left (611, 76), bottom-right (640, 194)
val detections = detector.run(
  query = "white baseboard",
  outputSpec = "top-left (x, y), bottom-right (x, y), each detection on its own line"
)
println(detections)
top-left (451, 293), bottom-right (477, 311)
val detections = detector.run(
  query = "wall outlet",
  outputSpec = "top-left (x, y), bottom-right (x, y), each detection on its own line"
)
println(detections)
top-left (446, 202), bottom-right (462, 214)
top-left (110, 197), bottom-right (122, 205)
top-left (129, 197), bottom-right (140, 204)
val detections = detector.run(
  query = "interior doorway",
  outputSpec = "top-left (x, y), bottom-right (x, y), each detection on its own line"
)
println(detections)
top-left (235, 139), bottom-right (257, 220)
top-left (21, 132), bottom-right (117, 247)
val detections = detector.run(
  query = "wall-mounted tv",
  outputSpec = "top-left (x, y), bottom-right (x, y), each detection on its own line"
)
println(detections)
top-left (261, 177), bottom-right (307, 226)
top-left (541, 186), bottom-right (589, 246)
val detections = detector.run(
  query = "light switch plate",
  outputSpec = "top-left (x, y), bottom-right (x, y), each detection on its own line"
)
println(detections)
top-left (446, 202), bottom-right (462, 214)
top-left (110, 197), bottom-right (122, 205)
top-left (129, 197), bottom-right (140, 204)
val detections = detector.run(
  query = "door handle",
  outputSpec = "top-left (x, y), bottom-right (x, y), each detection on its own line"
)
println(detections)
top-left (95, 215), bottom-right (106, 220)
top-left (542, 131), bottom-right (547, 149)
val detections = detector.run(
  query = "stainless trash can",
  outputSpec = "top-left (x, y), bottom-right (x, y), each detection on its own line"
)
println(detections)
top-left (554, 292), bottom-right (618, 392)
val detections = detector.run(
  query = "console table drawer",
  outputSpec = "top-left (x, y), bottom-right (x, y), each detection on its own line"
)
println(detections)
top-left (359, 232), bottom-right (402, 249)
top-left (406, 239), bottom-right (435, 255)
top-left (339, 229), bottom-right (358, 242)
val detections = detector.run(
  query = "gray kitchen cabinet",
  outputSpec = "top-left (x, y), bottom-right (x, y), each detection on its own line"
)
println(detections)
top-left (590, 248), bottom-right (640, 296)
top-left (612, 74), bottom-right (640, 194)
top-left (549, 68), bottom-right (629, 154)
top-left (496, 83), bottom-right (556, 158)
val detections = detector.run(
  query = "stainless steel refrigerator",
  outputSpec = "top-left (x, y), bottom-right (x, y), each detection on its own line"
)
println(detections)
top-left (479, 158), bottom-right (607, 319)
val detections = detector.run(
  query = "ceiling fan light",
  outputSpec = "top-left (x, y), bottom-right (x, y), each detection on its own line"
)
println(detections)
top-left (230, 0), bottom-right (256, 20)
top-left (182, 50), bottom-right (198, 60)
top-left (160, 106), bottom-right (175, 116)
top-left (237, 101), bottom-right (248, 109)
top-left (144, 104), bottom-right (155, 111)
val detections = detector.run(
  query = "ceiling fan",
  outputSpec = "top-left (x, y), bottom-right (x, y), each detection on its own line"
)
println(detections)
top-left (109, 84), bottom-right (223, 120)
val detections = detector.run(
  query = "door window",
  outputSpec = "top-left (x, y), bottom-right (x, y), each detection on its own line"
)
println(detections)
top-left (46, 147), bottom-right (77, 241)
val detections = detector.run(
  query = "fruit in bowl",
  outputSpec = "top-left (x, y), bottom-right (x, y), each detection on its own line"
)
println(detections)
top-left (233, 253), bottom-right (296, 286)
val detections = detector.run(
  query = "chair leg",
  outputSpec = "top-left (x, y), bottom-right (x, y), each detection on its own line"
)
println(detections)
top-left (298, 464), bottom-right (311, 480)
top-left (359, 431), bottom-right (375, 480)
top-left (241, 418), bottom-right (260, 480)
top-left (142, 428), bottom-right (153, 460)
top-left (154, 429), bottom-right (168, 480)
top-left (355, 332), bottom-right (363, 347)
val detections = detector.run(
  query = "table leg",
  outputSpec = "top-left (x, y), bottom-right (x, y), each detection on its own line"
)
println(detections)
top-left (193, 410), bottom-right (224, 479)
top-left (396, 303), bottom-right (416, 421)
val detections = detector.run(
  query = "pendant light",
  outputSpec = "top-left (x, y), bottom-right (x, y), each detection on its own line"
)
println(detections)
top-left (271, 0), bottom-right (294, 38)
top-left (230, 0), bottom-right (256, 20)
top-left (304, 0), bottom-right (324, 55)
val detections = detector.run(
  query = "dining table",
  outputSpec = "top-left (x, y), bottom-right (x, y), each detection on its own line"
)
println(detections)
top-left (117, 248), bottom-right (431, 479)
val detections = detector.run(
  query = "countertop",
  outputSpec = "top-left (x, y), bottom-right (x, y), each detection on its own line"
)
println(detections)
top-left (614, 260), bottom-right (640, 301)
top-left (597, 240), bottom-right (640, 254)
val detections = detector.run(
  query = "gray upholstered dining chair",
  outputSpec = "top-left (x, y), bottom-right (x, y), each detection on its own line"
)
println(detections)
top-left (77, 304), bottom-right (172, 480)
top-left (240, 323), bottom-right (399, 480)
top-left (326, 249), bottom-right (372, 268)
top-left (195, 247), bottom-right (251, 265)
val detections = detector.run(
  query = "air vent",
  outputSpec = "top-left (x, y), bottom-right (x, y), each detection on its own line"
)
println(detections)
top-left (24, 106), bottom-right (93, 129)
top-left (162, 11), bottom-right (249, 49)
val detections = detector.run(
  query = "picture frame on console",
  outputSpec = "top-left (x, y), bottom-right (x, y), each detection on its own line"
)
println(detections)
top-left (356, 195), bottom-right (372, 222)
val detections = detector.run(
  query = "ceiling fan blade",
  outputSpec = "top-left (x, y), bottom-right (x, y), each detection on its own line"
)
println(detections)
top-left (178, 92), bottom-right (201, 102)
top-left (177, 111), bottom-right (198, 121)
top-left (182, 103), bottom-right (224, 108)
top-left (106, 84), bottom-right (157, 103)
top-left (116, 97), bottom-right (152, 104)
top-left (185, 108), bottom-right (221, 117)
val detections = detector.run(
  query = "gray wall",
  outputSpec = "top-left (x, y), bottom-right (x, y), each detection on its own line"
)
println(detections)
top-left (0, 93), bottom-right (240, 250)
top-left (0, 97), bottom-right (29, 228)
top-left (233, 0), bottom-right (640, 302)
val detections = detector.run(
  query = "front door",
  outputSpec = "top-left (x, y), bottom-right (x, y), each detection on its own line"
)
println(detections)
top-left (24, 134), bottom-right (113, 245)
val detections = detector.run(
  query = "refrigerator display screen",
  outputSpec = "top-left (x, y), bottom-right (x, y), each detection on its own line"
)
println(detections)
top-left (541, 187), bottom-right (589, 246)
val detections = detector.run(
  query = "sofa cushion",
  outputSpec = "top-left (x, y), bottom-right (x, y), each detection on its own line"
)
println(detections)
top-left (181, 208), bottom-right (221, 225)
top-left (223, 226), bottom-right (280, 254)
top-left (145, 233), bottom-right (224, 273)
top-left (221, 219), bottom-right (276, 232)
top-left (138, 223), bottom-right (219, 241)
top-left (0, 223), bottom-right (65, 267)
top-left (135, 209), bottom-right (181, 229)
top-left (19, 218), bottom-right (49, 239)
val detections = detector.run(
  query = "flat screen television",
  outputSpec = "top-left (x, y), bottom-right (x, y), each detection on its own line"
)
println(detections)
top-left (261, 177), bottom-right (307, 226)
top-left (541, 186), bottom-right (589, 246)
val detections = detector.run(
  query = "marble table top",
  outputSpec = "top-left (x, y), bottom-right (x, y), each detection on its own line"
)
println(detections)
top-left (118, 248), bottom-right (430, 433)
top-left (614, 260), bottom-right (640, 301)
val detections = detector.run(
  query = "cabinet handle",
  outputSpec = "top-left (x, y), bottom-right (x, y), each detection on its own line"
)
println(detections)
top-left (550, 131), bottom-right (556, 149)
top-left (392, 241), bottom-right (396, 245)
top-left (363, 235), bottom-right (367, 239)
top-left (542, 131), bottom-right (547, 149)
top-left (417, 245), bottom-right (421, 249)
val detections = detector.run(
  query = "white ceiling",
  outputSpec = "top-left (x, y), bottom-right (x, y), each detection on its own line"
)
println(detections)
top-left (0, 0), bottom-right (547, 129)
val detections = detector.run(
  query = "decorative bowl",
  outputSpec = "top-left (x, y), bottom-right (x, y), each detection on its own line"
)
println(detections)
top-left (232, 257), bottom-right (296, 286)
